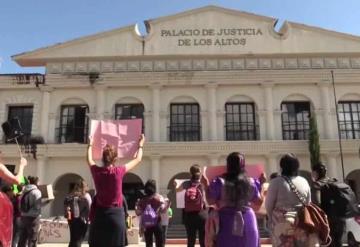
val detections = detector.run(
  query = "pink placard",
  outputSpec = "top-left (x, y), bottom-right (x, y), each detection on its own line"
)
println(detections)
top-left (204, 164), bottom-right (264, 181)
top-left (90, 119), bottom-right (142, 160)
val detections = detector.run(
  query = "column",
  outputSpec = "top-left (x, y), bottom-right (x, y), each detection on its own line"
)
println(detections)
top-left (262, 83), bottom-right (275, 140)
top-left (47, 113), bottom-right (57, 143)
top-left (207, 154), bottom-right (219, 166)
top-left (266, 153), bottom-right (278, 176)
top-left (319, 81), bottom-right (335, 139)
top-left (326, 153), bottom-right (340, 180)
top-left (39, 86), bottom-right (53, 142)
top-left (36, 155), bottom-right (47, 183)
top-left (94, 84), bottom-right (106, 120)
top-left (151, 155), bottom-right (161, 192)
top-left (206, 82), bottom-right (218, 141)
top-left (151, 84), bottom-right (161, 142)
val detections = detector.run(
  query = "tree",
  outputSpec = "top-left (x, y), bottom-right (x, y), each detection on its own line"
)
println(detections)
top-left (308, 114), bottom-right (321, 167)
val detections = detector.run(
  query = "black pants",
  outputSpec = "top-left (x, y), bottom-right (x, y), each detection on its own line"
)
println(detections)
top-left (144, 224), bottom-right (163, 247)
top-left (68, 218), bottom-right (88, 247)
top-left (184, 212), bottom-right (205, 247)
top-left (329, 217), bottom-right (346, 247)
top-left (12, 217), bottom-right (22, 247)
top-left (18, 216), bottom-right (40, 247)
top-left (89, 207), bottom-right (125, 247)
top-left (161, 226), bottom-right (168, 246)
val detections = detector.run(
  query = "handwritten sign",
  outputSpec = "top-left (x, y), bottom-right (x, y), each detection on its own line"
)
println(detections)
top-left (38, 219), bottom-right (69, 243)
top-left (160, 28), bottom-right (263, 47)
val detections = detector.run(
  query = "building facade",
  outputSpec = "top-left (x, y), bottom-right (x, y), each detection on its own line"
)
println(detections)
top-left (1, 6), bottom-right (360, 220)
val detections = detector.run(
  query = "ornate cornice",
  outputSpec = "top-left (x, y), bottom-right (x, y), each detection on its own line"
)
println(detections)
top-left (46, 56), bottom-right (360, 74)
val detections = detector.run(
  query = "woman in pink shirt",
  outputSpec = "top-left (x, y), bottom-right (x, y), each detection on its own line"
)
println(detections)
top-left (87, 134), bottom-right (145, 247)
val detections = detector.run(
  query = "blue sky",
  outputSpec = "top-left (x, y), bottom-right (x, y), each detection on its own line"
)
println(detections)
top-left (1, 0), bottom-right (360, 73)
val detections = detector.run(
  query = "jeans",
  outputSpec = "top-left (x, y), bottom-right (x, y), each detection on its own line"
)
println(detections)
top-left (18, 216), bottom-right (40, 247)
top-left (161, 225), bottom-right (168, 246)
top-left (68, 218), bottom-right (88, 247)
top-left (144, 224), bottom-right (163, 247)
top-left (184, 212), bottom-right (206, 247)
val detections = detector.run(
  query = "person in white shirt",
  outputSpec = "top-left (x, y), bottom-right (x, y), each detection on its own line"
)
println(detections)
top-left (160, 198), bottom-right (173, 246)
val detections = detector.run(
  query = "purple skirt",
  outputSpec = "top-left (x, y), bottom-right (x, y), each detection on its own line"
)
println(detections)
top-left (216, 207), bottom-right (259, 247)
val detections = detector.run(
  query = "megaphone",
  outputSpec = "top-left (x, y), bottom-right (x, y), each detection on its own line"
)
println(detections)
top-left (1, 117), bottom-right (24, 156)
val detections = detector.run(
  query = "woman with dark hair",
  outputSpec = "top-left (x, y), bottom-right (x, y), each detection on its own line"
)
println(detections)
top-left (265, 153), bottom-right (319, 246)
top-left (175, 164), bottom-right (207, 247)
top-left (65, 179), bottom-right (92, 247)
top-left (135, 179), bottom-right (164, 247)
top-left (87, 134), bottom-right (145, 247)
top-left (204, 152), bottom-right (263, 247)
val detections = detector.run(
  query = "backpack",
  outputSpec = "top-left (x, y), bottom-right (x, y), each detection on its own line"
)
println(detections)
top-left (20, 189), bottom-right (35, 213)
top-left (141, 204), bottom-right (158, 228)
top-left (64, 195), bottom-right (81, 220)
top-left (184, 182), bottom-right (204, 212)
top-left (321, 180), bottom-right (358, 218)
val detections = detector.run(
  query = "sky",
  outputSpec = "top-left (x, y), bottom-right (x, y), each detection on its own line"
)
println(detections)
top-left (1, 0), bottom-right (360, 73)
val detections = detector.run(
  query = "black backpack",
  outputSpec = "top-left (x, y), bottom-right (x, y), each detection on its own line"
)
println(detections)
top-left (64, 195), bottom-right (81, 219)
top-left (321, 180), bottom-right (358, 218)
top-left (20, 189), bottom-right (35, 213)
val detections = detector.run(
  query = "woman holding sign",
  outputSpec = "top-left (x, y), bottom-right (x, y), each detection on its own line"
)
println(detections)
top-left (87, 134), bottom-right (145, 247)
top-left (204, 152), bottom-right (263, 247)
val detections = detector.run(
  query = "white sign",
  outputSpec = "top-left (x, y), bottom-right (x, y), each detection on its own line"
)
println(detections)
top-left (38, 219), bottom-right (69, 243)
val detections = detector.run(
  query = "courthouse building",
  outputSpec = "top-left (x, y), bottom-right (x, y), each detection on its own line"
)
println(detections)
top-left (1, 6), bottom-right (360, 220)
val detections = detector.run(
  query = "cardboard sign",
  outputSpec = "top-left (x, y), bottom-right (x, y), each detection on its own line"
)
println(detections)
top-left (174, 179), bottom-right (188, 209)
top-left (90, 119), bottom-right (142, 160)
top-left (38, 219), bottom-right (69, 243)
top-left (38, 184), bottom-right (54, 200)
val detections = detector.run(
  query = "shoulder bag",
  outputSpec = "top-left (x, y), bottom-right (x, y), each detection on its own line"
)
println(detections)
top-left (282, 176), bottom-right (331, 246)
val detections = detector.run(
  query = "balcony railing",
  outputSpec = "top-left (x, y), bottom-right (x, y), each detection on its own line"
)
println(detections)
top-left (168, 124), bottom-right (201, 142)
top-left (0, 73), bottom-right (46, 87)
top-left (56, 126), bottom-right (88, 144)
top-left (225, 124), bottom-right (260, 141)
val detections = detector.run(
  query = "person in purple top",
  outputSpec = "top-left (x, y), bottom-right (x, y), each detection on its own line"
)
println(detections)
top-left (203, 152), bottom-right (263, 247)
top-left (87, 134), bottom-right (145, 247)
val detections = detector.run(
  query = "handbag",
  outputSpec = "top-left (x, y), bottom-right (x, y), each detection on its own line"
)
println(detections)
top-left (282, 176), bottom-right (332, 246)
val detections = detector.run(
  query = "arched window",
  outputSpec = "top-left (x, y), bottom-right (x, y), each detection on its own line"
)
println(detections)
top-left (169, 103), bottom-right (201, 141)
top-left (338, 101), bottom-right (360, 139)
top-left (281, 101), bottom-right (310, 140)
top-left (225, 102), bottom-right (258, 141)
top-left (57, 105), bottom-right (89, 143)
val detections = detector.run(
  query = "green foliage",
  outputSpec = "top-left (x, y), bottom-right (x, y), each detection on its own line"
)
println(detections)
top-left (308, 114), bottom-right (321, 167)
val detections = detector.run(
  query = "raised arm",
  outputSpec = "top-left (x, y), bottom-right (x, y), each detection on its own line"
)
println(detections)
top-left (87, 136), bottom-right (96, 166)
top-left (124, 134), bottom-right (145, 173)
top-left (0, 157), bottom-right (27, 185)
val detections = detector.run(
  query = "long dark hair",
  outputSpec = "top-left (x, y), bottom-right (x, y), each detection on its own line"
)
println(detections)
top-left (73, 179), bottom-right (88, 197)
top-left (280, 153), bottom-right (300, 177)
top-left (224, 152), bottom-right (252, 208)
top-left (190, 164), bottom-right (201, 181)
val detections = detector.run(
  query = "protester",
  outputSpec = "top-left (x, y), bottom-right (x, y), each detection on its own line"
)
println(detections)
top-left (136, 180), bottom-right (164, 247)
top-left (204, 152), bottom-right (263, 247)
top-left (2, 184), bottom-right (23, 247)
top-left (312, 162), bottom-right (358, 247)
top-left (160, 198), bottom-right (173, 246)
top-left (0, 151), bottom-right (27, 185)
top-left (18, 176), bottom-right (43, 247)
top-left (87, 134), bottom-right (145, 247)
top-left (65, 179), bottom-right (92, 247)
top-left (265, 153), bottom-right (319, 246)
top-left (175, 164), bottom-right (207, 247)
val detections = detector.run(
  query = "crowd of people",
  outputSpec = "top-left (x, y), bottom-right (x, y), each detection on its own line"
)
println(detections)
top-left (0, 134), bottom-right (359, 247)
